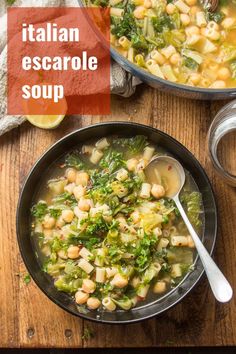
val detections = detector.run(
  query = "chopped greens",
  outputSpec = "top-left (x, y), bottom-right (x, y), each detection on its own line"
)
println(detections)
top-left (65, 152), bottom-right (85, 170)
top-left (31, 202), bottom-right (47, 220)
top-left (183, 57), bottom-right (199, 70)
top-left (31, 135), bottom-right (201, 313)
top-left (23, 273), bottom-right (31, 285)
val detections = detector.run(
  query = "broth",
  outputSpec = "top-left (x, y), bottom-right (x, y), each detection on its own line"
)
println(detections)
top-left (146, 159), bottom-right (181, 197)
top-left (31, 135), bottom-right (203, 312)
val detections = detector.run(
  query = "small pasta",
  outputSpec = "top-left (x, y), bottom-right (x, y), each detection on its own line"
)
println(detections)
top-left (196, 11), bottom-right (207, 27)
top-left (157, 238), bottom-right (169, 251)
top-left (170, 235), bottom-right (189, 246)
top-left (171, 264), bottom-right (182, 278)
top-left (79, 247), bottom-right (92, 261)
top-left (146, 59), bottom-right (165, 78)
top-left (96, 267), bottom-right (106, 283)
top-left (90, 148), bottom-right (103, 164)
top-left (102, 297), bottom-right (116, 311)
top-left (161, 45), bottom-right (176, 59)
top-left (128, 47), bottom-right (135, 62)
top-left (143, 146), bottom-right (155, 161)
top-left (175, 0), bottom-right (190, 14)
top-left (78, 259), bottom-right (94, 274)
top-left (110, 7), bottom-right (124, 17)
top-left (150, 50), bottom-right (166, 65)
top-left (137, 284), bottom-right (150, 298)
top-left (140, 183), bottom-right (152, 198)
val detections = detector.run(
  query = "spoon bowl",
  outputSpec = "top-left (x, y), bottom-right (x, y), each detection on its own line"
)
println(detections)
top-left (145, 155), bottom-right (233, 303)
top-left (146, 155), bottom-right (186, 198)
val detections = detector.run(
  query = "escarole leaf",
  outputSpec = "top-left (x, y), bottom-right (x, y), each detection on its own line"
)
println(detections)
top-left (180, 191), bottom-right (202, 228)
top-left (112, 296), bottom-right (132, 310)
top-left (65, 151), bottom-right (85, 170)
top-left (31, 201), bottom-right (48, 220)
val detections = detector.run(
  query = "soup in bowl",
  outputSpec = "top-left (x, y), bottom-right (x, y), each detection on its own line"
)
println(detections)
top-left (17, 123), bottom-right (217, 323)
top-left (31, 135), bottom-right (202, 313)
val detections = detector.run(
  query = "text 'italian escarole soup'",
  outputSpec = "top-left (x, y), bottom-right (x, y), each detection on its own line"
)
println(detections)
top-left (86, 0), bottom-right (236, 89)
top-left (31, 135), bottom-right (203, 313)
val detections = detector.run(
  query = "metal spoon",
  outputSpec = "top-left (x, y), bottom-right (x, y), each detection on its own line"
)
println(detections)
top-left (145, 155), bottom-right (233, 303)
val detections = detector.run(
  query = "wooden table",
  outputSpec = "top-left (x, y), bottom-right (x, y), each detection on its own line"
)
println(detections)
top-left (0, 85), bottom-right (236, 348)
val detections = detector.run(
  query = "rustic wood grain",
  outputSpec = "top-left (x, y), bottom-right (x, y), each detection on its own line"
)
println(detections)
top-left (0, 85), bottom-right (236, 348)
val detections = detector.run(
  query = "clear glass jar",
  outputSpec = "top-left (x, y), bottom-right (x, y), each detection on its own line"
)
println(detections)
top-left (207, 100), bottom-right (236, 186)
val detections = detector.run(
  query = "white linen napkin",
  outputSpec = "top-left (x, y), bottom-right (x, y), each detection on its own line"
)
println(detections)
top-left (0, 0), bottom-right (140, 136)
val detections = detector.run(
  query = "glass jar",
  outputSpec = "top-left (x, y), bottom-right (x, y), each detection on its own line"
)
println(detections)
top-left (207, 100), bottom-right (236, 186)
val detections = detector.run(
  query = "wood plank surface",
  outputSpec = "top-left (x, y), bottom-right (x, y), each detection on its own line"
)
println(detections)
top-left (0, 85), bottom-right (235, 348)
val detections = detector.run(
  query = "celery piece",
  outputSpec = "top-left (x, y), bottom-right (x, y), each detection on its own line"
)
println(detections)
top-left (181, 49), bottom-right (203, 64)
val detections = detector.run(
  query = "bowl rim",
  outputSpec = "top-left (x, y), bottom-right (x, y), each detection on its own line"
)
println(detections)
top-left (16, 121), bottom-right (218, 324)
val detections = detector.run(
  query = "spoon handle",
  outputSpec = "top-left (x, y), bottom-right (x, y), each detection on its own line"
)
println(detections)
top-left (173, 196), bottom-right (233, 303)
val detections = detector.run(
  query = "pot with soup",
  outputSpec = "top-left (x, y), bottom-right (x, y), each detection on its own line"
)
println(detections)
top-left (82, 0), bottom-right (236, 98)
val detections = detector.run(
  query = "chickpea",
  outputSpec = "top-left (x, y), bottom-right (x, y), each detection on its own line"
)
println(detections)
top-left (208, 63), bottom-right (219, 71)
top-left (56, 216), bottom-right (65, 228)
top-left (82, 279), bottom-right (96, 293)
top-left (153, 281), bottom-right (166, 294)
top-left (73, 185), bottom-right (86, 200)
top-left (201, 78), bottom-right (211, 88)
top-left (58, 249), bottom-right (68, 260)
top-left (207, 21), bottom-right (219, 31)
top-left (133, 6), bottom-right (146, 19)
top-left (87, 297), bottom-right (101, 310)
top-left (189, 73), bottom-right (201, 85)
top-left (111, 273), bottom-right (128, 288)
top-left (61, 209), bottom-right (74, 223)
top-left (210, 80), bottom-right (226, 89)
top-left (143, 0), bottom-right (152, 8)
top-left (75, 291), bottom-right (89, 305)
top-left (130, 210), bottom-right (140, 224)
top-left (67, 245), bottom-right (80, 259)
top-left (136, 159), bottom-right (147, 172)
top-left (78, 198), bottom-right (91, 212)
top-left (186, 25), bottom-right (200, 35)
top-left (151, 184), bottom-right (165, 199)
top-left (43, 214), bottom-right (56, 229)
top-left (190, 6), bottom-right (201, 15)
top-left (221, 17), bottom-right (235, 29)
top-left (185, 0), bottom-right (197, 5)
top-left (126, 158), bottom-right (138, 171)
top-left (43, 229), bottom-right (53, 238)
top-left (200, 27), bottom-right (207, 36)
top-left (217, 67), bottom-right (231, 80)
top-left (205, 28), bottom-right (220, 41)
top-left (180, 14), bottom-right (190, 26)
top-left (66, 168), bottom-right (77, 183)
top-left (170, 53), bottom-right (181, 65)
top-left (166, 3), bottom-right (176, 15)
top-left (75, 172), bottom-right (89, 186)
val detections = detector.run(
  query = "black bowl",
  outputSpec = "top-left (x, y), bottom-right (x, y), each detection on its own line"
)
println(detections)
top-left (16, 122), bottom-right (217, 324)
